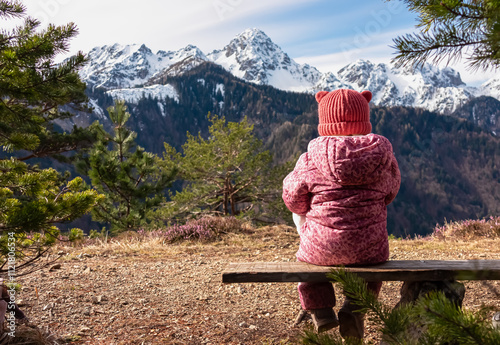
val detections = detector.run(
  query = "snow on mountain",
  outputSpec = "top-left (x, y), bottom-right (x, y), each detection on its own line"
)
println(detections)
top-left (207, 28), bottom-right (322, 92)
top-left (329, 60), bottom-right (473, 113)
top-left (80, 28), bottom-right (499, 114)
top-left (80, 43), bottom-right (207, 89)
top-left (150, 44), bottom-right (208, 81)
top-left (204, 28), bottom-right (484, 113)
top-left (87, 98), bottom-right (106, 120)
top-left (106, 84), bottom-right (179, 104)
top-left (313, 72), bottom-right (352, 93)
top-left (480, 78), bottom-right (500, 101)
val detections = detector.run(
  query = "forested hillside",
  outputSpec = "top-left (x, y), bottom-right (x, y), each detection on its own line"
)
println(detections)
top-left (61, 62), bottom-right (500, 236)
top-left (79, 63), bottom-right (316, 154)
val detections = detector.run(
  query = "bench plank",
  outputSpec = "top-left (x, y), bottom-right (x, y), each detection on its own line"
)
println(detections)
top-left (222, 260), bottom-right (500, 283)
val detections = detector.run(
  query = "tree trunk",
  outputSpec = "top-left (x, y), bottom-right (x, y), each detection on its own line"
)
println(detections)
top-left (223, 176), bottom-right (230, 215)
top-left (230, 193), bottom-right (236, 216)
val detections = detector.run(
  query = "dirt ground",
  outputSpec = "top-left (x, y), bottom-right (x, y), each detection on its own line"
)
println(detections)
top-left (11, 226), bottom-right (500, 344)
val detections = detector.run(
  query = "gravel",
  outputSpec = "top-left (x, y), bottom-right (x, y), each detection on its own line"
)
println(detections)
top-left (13, 227), bottom-right (500, 344)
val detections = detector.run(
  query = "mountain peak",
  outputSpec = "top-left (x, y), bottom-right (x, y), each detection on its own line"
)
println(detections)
top-left (213, 27), bottom-right (282, 61)
top-left (207, 28), bottom-right (322, 90)
top-left (235, 28), bottom-right (273, 43)
top-left (80, 28), bottom-right (497, 114)
top-left (81, 42), bottom-right (207, 89)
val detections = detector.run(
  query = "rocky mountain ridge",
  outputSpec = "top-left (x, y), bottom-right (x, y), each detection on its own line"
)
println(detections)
top-left (80, 28), bottom-right (499, 117)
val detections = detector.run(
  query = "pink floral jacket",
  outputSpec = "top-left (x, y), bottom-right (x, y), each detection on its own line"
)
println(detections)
top-left (282, 134), bottom-right (401, 266)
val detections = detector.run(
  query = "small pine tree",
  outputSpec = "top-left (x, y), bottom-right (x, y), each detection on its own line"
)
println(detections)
top-left (79, 100), bottom-right (176, 232)
top-left (390, 0), bottom-right (500, 70)
top-left (0, 0), bottom-right (102, 273)
top-left (162, 114), bottom-right (273, 220)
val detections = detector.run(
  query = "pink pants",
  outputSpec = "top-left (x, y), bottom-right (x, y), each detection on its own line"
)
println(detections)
top-left (298, 281), bottom-right (382, 310)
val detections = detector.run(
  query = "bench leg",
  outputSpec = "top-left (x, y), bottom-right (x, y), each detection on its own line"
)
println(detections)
top-left (396, 280), bottom-right (466, 309)
top-left (380, 280), bottom-right (465, 345)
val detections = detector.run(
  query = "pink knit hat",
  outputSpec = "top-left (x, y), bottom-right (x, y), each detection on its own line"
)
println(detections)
top-left (316, 89), bottom-right (372, 136)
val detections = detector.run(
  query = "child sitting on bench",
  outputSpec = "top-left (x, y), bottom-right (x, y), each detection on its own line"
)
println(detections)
top-left (282, 89), bottom-right (401, 338)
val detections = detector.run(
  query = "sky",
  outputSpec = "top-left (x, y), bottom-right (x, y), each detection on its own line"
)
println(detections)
top-left (16, 0), bottom-right (499, 86)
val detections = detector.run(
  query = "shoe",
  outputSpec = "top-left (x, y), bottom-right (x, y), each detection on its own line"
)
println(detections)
top-left (338, 299), bottom-right (364, 339)
top-left (310, 308), bottom-right (339, 333)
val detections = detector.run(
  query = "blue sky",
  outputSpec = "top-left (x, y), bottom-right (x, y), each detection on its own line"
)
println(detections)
top-left (18, 0), bottom-right (497, 85)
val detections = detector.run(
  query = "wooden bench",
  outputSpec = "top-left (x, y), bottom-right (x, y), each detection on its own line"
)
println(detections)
top-left (222, 260), bottom-right (500, 283)
top-left (223, 260), bottom-right (500, 336)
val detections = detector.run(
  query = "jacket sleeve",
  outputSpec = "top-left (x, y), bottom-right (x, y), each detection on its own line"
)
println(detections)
top-left (282, 153), bottom-right (311, 215)
top-left (384, 153), bottom-right (401, 205)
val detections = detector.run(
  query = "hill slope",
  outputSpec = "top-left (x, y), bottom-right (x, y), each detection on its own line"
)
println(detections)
top-left (58, 62), bottom-right (500, 236)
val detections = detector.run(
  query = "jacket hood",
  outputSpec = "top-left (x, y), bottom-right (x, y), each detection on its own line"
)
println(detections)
top-left (308, 134), bottom-right (393, 186)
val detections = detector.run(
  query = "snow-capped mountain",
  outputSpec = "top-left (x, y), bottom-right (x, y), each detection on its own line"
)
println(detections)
top-left (81, 43), bottom-right (207, 89)
top-left (480, 77), bottom-right (500, 99)
top-left (80, 28), bottom-right (499, 115)
top-left (331, 60), bottom-right (474, 114)
top-left (206, 28), bottom-right (322, 92)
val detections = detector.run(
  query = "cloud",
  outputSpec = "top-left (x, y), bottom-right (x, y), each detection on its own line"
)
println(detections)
top-left (293, 27), bottom-right (412, 72)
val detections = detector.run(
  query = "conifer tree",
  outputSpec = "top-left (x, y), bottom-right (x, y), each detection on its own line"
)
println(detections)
top-left (163, 114), bottom-right (273, 219)
top-left (80, 100), bottom-right (176, 232)
top-left (390, 0), bottom-right (500, 70)
top-left (0, 0), bottom-right (102, 273)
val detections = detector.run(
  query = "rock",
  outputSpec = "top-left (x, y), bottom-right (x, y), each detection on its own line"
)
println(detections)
top-left (91, 296), bottom-right (102, 304)
top-left (49, 264), bottom-right (62, 271)
top-left (249, 325), bottom-right (257, 330)
top-left (493, 311), bottom-right (500, 330)
top-left (78, 326), bottom-right (91, 336)
top-left (83, 267), bottom-right (91, 274)
top-left (42, 303), bottom-right (54, 311)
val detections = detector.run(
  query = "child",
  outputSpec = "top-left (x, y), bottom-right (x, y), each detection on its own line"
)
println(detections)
top-left (282, 89), bottom-right (401, 338)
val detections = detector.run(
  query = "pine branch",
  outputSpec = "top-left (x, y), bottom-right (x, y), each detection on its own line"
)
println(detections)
top-left (0, 0), bottom-right (24, 18)
top-left (440, 1), bottom-right (485, 21)
top-left (390, 0), bottom-right (500, 70)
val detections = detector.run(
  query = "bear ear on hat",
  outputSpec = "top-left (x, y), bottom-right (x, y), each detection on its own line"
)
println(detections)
top-left (361, 90), bottom-right (372, 103)
top-left (315, 91), bottom-right (329, 103)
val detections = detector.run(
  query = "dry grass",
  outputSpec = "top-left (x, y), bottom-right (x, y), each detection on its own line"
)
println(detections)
top-left (56, 223), bottom-right (297, 259)
top-left (431, 216), bottom-right (500, 241)
top-left (59, 218), bottom-right (500, 259)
